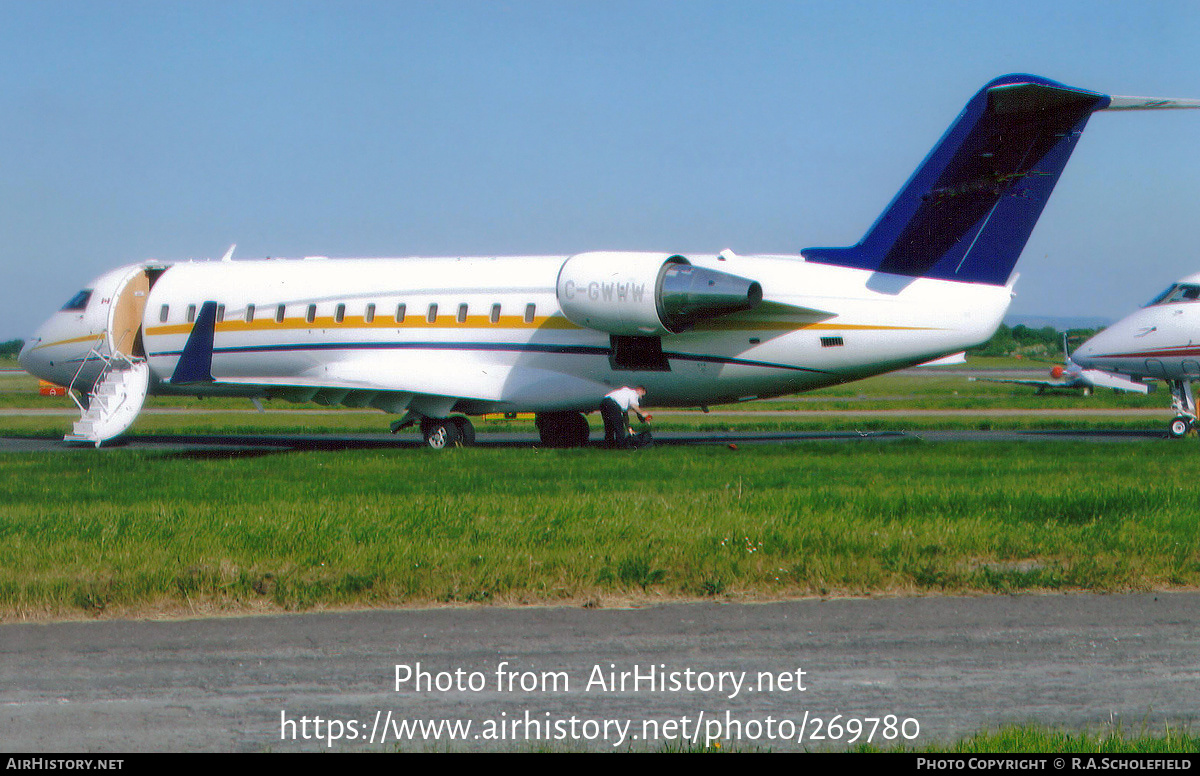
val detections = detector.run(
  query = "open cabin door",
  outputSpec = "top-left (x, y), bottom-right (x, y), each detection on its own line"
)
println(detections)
top-left (108, 270), bottom-right (149, 357)
top-left (66, 266), bottom-right (166, 446)
top-left (107, 267), bottom-right (165, 358)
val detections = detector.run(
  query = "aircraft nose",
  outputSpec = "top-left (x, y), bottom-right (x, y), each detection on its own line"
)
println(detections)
top-left (17, 336), bottom-right (43, 376)
top-left (1070, 336), bottom-right (1099, 368)
top-left (17, 320), bottom-right (57, 381)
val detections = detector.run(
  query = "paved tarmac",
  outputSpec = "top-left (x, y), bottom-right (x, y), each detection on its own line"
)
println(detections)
top-left (2, 594), bottom-right (1197, 752)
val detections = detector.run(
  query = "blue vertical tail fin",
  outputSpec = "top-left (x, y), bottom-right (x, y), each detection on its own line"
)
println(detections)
top-left (802, 75), bottom-right (1111, 286)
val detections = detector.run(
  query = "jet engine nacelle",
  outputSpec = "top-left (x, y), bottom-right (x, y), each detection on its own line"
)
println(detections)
top-left (555, 251), bottom-right (762, 336)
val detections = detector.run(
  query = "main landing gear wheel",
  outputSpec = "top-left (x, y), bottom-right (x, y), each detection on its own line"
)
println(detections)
top-left (1168, 416), bottom-right (1193, 439)
top-left (452, 416), bottom-right (476, 445)
top-left (535, 411), bottom-right (590, 448)
top-left (420, 416), bottom-right (476, 449)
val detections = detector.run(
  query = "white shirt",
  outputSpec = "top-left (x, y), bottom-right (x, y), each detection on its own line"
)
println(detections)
top-left (604, 387), bottom-right (642, 411)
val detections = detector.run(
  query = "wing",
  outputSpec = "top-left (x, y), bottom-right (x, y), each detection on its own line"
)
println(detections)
top-left (168, 303), bottom-right (612, 411)
top-left (1079, 369), bottom-right (1152, 394)
top-left (969, 376), bottom-right (1074, 389)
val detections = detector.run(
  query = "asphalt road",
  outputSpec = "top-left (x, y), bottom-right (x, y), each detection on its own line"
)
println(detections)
top-left (2, 594), bottom-right (1196, 752)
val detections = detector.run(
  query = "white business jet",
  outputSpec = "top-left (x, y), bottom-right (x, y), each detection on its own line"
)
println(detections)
top-left (19, 75), bottom-right (1199, 447)
top-left (1073, 274), bottom-right (1200, 437)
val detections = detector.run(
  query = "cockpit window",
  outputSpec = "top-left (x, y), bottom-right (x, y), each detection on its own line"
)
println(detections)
top-left (1147, 284), bottom-right (1200, 306)
top-left (61, 290), bottom-right (92, 311)
top-left (1147, 286), bottom-right (1176, 306)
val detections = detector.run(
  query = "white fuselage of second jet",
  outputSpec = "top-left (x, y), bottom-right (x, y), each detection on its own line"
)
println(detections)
top-left (1073, 272), bottom-right (1200, 383)
top-left (1072, 273), bottom-right (1200, 436)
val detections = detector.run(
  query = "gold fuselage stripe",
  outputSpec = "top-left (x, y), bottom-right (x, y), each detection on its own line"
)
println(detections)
top-left (141, 316), bottom-right (935, 337)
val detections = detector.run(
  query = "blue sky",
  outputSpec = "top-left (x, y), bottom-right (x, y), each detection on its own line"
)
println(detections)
top-left (3, 1), bottom-right (1199, 338)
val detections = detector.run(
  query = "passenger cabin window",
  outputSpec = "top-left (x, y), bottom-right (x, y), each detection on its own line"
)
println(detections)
top-left (395, 303), bottom-right (406, 323)
top-left (335, 304), bottom-right (346, 324)
top-left (365, 303), bottom-right (376, 324)
top-left (245, 304), bottom-right (255, 323)
top-left (160, 304), bottom-right (170, 323)
top-left (187, 305), bottom-right (197, 323)
top-left (1149, 284), bottom-right (1200, 306)
top-left (524, 303), bottom-right (536, 324)
top-left (427, 303), bottom-right (438, 323)
top-left (490, 303), bottom-right (501, 323)
top-left (306, 305), bottom-right (316, 324)
top-left (457, 303), bottom-right (468, 323)
top-left (61, 290), bottom-right (92, 311)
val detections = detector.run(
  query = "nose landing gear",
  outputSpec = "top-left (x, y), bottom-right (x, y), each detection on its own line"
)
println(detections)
top-left (1168, 379), bottom-right (1197, 438)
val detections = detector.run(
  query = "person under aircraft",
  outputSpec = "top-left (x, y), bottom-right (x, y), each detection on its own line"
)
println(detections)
top-left (600, 386), bottom-right (652, 448)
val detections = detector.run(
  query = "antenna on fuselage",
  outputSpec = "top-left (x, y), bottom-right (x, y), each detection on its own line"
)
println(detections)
top-left (220, 244), bottom-right (236, 262)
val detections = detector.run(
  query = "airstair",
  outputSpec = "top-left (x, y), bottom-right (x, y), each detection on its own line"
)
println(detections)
top-left (64, 346), bottom-right (150, 446)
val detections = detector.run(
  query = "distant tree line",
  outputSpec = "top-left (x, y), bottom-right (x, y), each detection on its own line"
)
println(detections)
top-left (968, 324), bottom-right (1099, 359)
top-left (0, 339), bottom-right (23, 359)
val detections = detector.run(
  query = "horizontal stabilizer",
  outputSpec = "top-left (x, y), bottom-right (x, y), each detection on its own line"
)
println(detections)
top-left (1104, 95), bottom-right (1200, 111)
top-left (914, 352), bottom-right (966, 367)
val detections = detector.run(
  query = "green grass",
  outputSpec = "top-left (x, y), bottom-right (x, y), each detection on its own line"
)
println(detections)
top-left (441, 723), bottom-right (1200, 753)
top-left (2, 440), bottom-right (1198, 619)
top-left (853, 724), bottom-right (1200, 754)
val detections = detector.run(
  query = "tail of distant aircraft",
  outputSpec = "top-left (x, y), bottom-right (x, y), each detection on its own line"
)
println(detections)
top-left (803, 74), bottom-right (1197, 286)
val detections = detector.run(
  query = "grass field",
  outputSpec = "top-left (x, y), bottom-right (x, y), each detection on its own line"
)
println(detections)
top-left (882, 725), bottom-right (1200, 754)
top-left (662, 725), bottom-right (1200, 753)
top-left (2, 361), bottom-right (1195, 620)
top-left (2, 438), bottom-right (1197, 620)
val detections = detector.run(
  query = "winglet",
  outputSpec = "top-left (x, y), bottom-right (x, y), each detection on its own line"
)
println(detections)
top-left (170, 301), bottom-right (218, 384)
